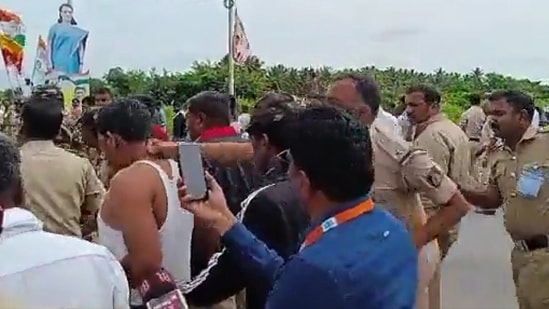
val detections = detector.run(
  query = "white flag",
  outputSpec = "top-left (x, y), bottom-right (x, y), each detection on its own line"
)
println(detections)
top-left (233, 9), bottom-right (250, 65)
top-left (31, 35), bottom-right (50, 86)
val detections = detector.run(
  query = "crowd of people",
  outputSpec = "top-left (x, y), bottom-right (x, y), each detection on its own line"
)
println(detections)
top-left (0, 73), bottom-right (547, 309)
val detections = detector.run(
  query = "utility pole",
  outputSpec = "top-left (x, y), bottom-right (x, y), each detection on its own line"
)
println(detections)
top-left (67, 0), bottom-right (73, 6)
top-left (223, 0), bottom-right (235, 96)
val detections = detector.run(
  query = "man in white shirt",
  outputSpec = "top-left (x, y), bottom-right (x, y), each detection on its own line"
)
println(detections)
top-left (0, 133), bottom-right (130, 309)
top-left (374, 107), bottom-right (401, 136)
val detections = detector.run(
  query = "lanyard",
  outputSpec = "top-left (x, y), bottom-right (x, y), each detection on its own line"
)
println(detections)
top-left (300, 199), bottom-right (374, 250)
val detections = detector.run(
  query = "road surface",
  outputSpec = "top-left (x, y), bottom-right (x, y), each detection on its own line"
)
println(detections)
top-left (442, 210), bottom-right (519, 309)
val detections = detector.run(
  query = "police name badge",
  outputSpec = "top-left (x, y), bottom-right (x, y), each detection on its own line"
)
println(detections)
top-left (517, 166), bottom-right (546, 199)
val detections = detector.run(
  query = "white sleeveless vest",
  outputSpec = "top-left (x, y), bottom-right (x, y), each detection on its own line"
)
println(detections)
top-left (97, 159), bottom-right (194, 305)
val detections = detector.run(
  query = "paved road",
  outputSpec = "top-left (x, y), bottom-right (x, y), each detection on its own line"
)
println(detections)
top-left (442, 210), bottom-right (518, 309)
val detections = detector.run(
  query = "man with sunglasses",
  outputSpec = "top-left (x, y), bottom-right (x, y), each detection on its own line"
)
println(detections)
top-left (179, 105), bottom-right (417, 309)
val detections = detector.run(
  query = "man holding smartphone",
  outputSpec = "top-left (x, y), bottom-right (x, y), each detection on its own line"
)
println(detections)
top-left (179, 93), bottom-right (309, 309)
top-left (96, 99), bottom-right (194, 308)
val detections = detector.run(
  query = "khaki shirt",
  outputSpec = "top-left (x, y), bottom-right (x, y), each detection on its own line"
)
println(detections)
top-left (20, 140), bottom-right (105, 237)
top-left (460, 105), bottom-right (486, 140)
top-left (480, 119), bottom-right (495, 145)
top-left (371, 120), bottom-right (458, 231)
top-left (414, 114), bottom-right (472, 209)
top-left (488, 126), bottom-right (549, 240)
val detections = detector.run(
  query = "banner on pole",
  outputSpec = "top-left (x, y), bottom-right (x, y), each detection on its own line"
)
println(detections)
top-left (0, 8), bottom-right (26, 93)
top-left (233, 9), bottom-right (251, 65)
top-left (31, 35), bottom-right (53, 86)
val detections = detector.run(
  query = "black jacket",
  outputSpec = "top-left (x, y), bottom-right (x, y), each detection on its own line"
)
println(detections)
top-left (182, 164), bottom-right (310, 309)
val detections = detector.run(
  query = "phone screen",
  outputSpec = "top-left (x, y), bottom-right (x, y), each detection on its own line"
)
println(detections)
top-left (178, 142), bottom-right (207, 200)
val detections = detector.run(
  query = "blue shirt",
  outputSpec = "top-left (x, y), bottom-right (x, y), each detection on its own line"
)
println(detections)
top-left (222, 197), bottom-right (418, 309)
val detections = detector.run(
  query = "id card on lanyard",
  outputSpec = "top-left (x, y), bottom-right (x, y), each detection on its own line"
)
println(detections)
top-left (299, 199), bottom-right (374, 251)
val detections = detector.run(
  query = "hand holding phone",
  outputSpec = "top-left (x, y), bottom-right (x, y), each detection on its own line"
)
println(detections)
top-left (178, 142), bottom-right (208, 200)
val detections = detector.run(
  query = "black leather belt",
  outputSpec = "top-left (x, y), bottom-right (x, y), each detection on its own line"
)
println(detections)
top-left (469, 138), bottom-right (480, 142)
top-left (516, 235), bottom-right (549, 251)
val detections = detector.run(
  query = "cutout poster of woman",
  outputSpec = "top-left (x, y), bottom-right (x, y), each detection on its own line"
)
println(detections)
top-left (47, 3), bottom-right (88, 76)
top-left (46, 2), bottom-right (90, 108)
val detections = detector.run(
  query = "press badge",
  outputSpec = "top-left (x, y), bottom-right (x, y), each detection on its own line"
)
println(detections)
top-left (517, 167), bottom-right (546, 199)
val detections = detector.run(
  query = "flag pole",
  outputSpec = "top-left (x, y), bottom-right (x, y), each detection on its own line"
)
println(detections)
top-left (224, 0), bottom-right (235, 96)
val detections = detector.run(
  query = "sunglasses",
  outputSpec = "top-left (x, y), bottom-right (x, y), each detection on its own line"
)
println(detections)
top-left (276, 149), bottom-right (293, 164)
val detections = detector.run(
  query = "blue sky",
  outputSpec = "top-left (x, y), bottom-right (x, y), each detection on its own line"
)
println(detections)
top-left (1, 0), bottom-right (548, 88)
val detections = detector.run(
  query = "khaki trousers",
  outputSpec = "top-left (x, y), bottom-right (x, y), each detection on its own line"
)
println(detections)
top-left (511, 247), bottom-right (549, 309)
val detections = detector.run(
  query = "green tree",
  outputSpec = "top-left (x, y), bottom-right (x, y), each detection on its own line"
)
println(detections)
top-left (8, 56), bottom-right (547, 123)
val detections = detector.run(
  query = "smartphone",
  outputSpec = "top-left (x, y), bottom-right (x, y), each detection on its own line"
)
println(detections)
top-left (178, 142), bottom-right (208, 200)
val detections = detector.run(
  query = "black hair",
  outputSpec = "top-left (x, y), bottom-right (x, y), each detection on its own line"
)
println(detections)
top-left (187, 91), bottom-right (231, 126)
top-left (0, 133), bottom-right (21, 196)
top-left (82, 95), bottom-right (95, 106)
top-left (94, 87), bottom-right (113, 97)
top-left (96, 98), bottom-right (152, 142)
top-left (290, 105), bottom-right (373, 202)
top-left (333, 73), bottom-right (381, 114)
top-left (254, 92), bottom-right (295, 109)
top-left (406, 85), bottom-right (441, 106)
top-left (247, 94), bottom-right (302, 151)
top-left (57, 3), bottom-right (77, 25)
top-left (488, 90), bottom-right (535, 121)
top-left (130, 94), bottom-right (155, 108)
top-left (79, 108), bottom-right (99, 133)
top-left (467, 93), bottom-right (481, 106)
top-left (21, 97), bottom-right (64, 140)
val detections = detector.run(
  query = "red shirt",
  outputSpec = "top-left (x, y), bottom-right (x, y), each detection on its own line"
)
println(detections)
top-left (198, 126), bottom-right (238, 142)
top-left (151, 124), bottom-right (169, 141)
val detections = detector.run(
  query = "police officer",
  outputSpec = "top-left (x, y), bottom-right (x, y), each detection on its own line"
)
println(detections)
top-left (326, 74), bottom-right (472, 309)
top-left (461, 90), bottom-right (549, 309)
top-left (403, 85), bottom-right (473, 309)
top-left (19, 93), bottom-right (104, 239)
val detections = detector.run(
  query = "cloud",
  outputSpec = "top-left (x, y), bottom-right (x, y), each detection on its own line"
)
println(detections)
top-left (1, 0), bottom-right (548, 89)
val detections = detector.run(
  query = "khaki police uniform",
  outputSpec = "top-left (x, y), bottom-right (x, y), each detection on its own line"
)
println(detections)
top-left (488, 126), bottom-right (549, 309)
top-left (460, 105), bottom-right (486, 172)
top-left (413, 113), bottom-right (472, 258)
top-left (370, 120), bottom-right (458, 232)
top-left (460, 105), bottom-right (486, 142)
top-left (20, 140), bottom-right (105, 238)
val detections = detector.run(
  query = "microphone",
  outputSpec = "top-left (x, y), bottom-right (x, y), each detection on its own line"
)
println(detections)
top-left (138, 268), bottom-right (189, 309)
